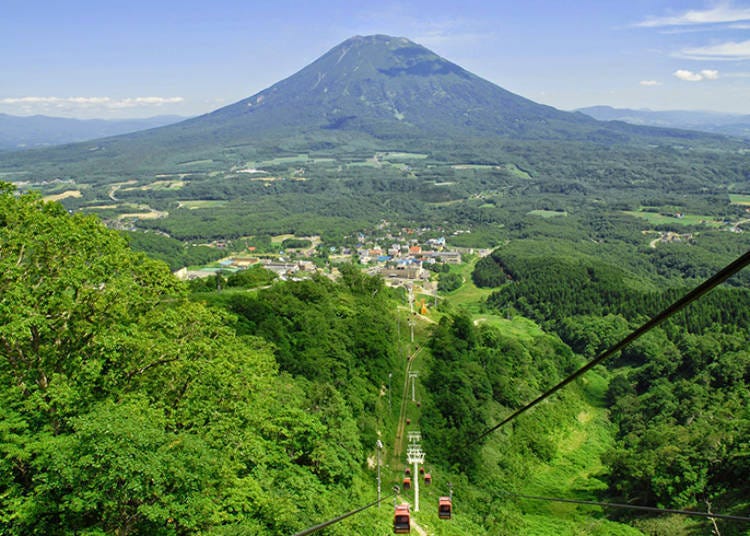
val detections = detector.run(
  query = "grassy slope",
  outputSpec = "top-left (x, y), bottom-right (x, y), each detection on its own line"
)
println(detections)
top-left (436, 254), bottom-right (495, 314)
top-left (518, 373), bottom-right (642, 535)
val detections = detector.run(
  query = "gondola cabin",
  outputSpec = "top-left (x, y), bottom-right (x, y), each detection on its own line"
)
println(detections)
top-left (438, 497), bottom-right (452, 519)
top-left (404, 467), bottom-right (411, 476)
top-left (403, 477), bottom-right (411, 490)
top-left (406, 418), bottom-right (411, 425)
top-left (424, 473), bottom-right (431, 485)
top-left (419, 467), bottom-right (424, 475)
top-left (394, 504), bottom-right (411, 534)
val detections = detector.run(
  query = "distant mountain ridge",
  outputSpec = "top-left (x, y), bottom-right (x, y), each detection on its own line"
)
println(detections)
top-left (0, 113), bottom-right (186, 151)
top-left (577, 105), bottom-right (750, 138)
top-left (0, 35), bottom-right (735, 175)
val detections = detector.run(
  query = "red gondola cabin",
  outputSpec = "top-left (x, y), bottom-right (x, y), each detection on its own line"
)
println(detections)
top-left (424, 473), bottom-right (431, 485)
top-left (404, 467), bottom-right (411, 476)
top-left (402, 477), bottom-right (411, 490)
top-left (394, 504), bottom-right (411, 533)
top-left (438, 497), bottom-right (452, 519)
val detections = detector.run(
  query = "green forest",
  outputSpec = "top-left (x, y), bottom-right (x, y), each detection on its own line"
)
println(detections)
top-left (0, 185), bottom-right (402, 535)
top-left (2, 182), bottom-right (750, 535)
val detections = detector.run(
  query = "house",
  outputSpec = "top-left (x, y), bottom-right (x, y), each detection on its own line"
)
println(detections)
top-left (420, 251), bottom-right (462, 264)
top-left (262, 261), bottom-right (299, 278)
top-left (438, 251), bottom-right (462, 264)
top-left (381, 259), bottom-right (423, 280)
top-left (426, 237), bottom-right (446, 249)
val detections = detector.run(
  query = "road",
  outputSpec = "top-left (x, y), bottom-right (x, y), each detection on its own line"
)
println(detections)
top-left (107, 179), bottom-right (137, 201)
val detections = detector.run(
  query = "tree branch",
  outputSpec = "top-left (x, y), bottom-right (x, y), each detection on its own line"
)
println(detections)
top-left (126, 356), bottom-right (179, 379)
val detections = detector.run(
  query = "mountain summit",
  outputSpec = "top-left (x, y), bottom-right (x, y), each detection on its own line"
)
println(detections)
top-left (0, 35), bottom-right (718, 173)
top-left (193, 34), bottom-right (593, 141)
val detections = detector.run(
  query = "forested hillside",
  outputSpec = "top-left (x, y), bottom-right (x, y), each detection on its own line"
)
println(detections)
top-left (3, 183), bottom-right (750, 535)
top-left (0, 184), bottom-right (401, 535)
top-left (477, 243), bottom-right (750, 534)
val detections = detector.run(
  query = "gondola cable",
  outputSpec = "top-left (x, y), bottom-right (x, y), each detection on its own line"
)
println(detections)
top-left (506, 491), bottom-right (750, 523)
top-left (291, 492), bottom-right (395, 536)
top-left (464, 249), bottom-right (750, 448)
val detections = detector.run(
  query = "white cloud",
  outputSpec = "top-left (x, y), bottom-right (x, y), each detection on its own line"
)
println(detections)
top-left (0, 96), bottom-right (184, 108)
top-left (675, 69), bottom-right (704, 81)
top-left (680, 39), bottom-right (750, 60)
top-left (638, 4), bottom-right (750, 27)
top-left (640, 80), bottom-right (662, 86)
top-left (68, 97), bottom-right (112, 105)
top-left (673, 69), bottom-right (721, 81)
top-left (111, 97), bottom-right (185, 108)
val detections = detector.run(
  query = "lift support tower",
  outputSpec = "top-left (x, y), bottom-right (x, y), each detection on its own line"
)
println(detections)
top-left (406, 437), bottom-right (425, 512)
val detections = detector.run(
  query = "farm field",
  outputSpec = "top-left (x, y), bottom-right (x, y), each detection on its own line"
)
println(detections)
top-left (729, 193), bottom-right (750, 206)
top-left (622, 209), bottom-right (725, 227)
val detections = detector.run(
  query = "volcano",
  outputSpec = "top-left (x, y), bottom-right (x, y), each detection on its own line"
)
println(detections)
top-left (192, 34), bottom-right (597, 141)
top-left (0, 35), bottom-right (722, 175)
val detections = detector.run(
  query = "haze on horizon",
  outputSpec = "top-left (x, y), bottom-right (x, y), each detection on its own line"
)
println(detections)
top-left (3, 0), bottom-right (750, 119)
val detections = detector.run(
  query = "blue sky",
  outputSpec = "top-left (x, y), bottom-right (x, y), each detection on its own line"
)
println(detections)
top-left (3, 0), bottom-right (750, 118)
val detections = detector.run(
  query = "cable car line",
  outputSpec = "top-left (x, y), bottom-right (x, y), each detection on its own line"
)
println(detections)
top-left (292, 250), bottom-right (750, 534)
top-left (508, 492), bottom-right (750, 523)
top-left (465, 249), bottom-right (750, 448)
top-left (291, 492), bottom-right (395, 536)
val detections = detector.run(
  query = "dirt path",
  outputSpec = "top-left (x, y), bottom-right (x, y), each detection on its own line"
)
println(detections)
top-left (415, 312), bottom-right (436, 324)
top-left (412, 519), bottom-right (428, 536)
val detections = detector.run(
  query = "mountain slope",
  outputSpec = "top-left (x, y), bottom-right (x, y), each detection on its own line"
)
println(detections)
top-left (0, 35), bottom-right (731, 176)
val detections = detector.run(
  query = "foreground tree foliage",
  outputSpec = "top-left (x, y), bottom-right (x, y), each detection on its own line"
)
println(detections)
top-left (0, 184), bottom-right (390, 535)
top-left (217, 264), bottom-right (399, 447)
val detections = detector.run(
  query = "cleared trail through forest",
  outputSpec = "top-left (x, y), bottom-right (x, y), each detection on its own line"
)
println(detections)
top-left (393, 346), bottom-right (419, 460)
